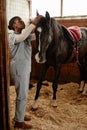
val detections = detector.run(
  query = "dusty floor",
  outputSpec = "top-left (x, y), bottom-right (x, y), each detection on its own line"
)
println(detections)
top-left (9, 81), bottom-right (87, 130)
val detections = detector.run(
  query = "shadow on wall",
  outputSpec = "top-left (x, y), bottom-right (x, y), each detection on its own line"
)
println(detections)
top-left (31, 61), bottom-right (80, 84)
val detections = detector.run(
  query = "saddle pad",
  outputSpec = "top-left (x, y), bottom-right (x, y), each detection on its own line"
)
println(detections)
top-left (67, 26), bottom-right (81, 42)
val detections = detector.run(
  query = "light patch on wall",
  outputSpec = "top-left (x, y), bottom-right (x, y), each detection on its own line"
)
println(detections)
top-left (32, 0), bottom-right (61, 17)
top-left (6, 0), bottom-right (29, 25)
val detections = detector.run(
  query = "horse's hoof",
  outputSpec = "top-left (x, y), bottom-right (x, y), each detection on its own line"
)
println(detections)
top-left (79, 88), bottom-right (83, 92)
top-left (32, 100), bottom-right (38, 110)
top-left (51, 100), bottom-right (57, 107)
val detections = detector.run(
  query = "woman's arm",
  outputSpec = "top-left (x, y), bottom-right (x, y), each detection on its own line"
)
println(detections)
top-left (15, 24), bottom-right (35, 43)
top-left (15, 15), bottom-right (42, 43)
top-left (31, 33), bottom-right (36, 41)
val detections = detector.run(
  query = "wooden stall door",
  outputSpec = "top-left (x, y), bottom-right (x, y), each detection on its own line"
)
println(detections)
top-left (0, 0), bottom-right (10, 130)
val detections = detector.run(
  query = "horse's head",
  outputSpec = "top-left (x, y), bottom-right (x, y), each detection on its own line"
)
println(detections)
top-left (35, 11), bottom-right (54, 63)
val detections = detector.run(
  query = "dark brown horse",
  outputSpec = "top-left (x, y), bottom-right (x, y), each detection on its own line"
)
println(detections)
top-left (33, 11), bottom-right (87, 109)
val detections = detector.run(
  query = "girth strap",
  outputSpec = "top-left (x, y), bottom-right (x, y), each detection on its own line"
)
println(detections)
top-left (68, 46), bottom-right (79, 64)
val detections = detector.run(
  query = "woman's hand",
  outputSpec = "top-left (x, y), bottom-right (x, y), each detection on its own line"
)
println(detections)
top-left (32, 15), bottom-right (42, 25)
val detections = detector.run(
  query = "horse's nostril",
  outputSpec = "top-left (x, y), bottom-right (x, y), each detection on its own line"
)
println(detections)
top-left (39, 56), bottom-right (47, 63)
top-left (40, 55), bottom-right (43, 60)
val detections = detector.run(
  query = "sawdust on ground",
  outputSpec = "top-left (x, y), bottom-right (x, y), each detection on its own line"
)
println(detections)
top-left (9, 81), bottom-right (87, 130)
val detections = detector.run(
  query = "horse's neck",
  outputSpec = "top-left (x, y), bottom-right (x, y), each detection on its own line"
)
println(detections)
top-left (51, 21), bottom-right (61, 38)
top-left (53, 25), bottom-right (63, 44)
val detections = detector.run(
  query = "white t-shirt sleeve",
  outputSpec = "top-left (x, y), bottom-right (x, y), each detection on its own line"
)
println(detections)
top-left (31, 33), bottom-right (36, 41)
top-left (15, 24), bottom-right (35, 43)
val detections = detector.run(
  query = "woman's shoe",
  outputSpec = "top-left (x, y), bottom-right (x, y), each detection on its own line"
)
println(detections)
top-left (14, 121), bottom-right (32, 129)
top-left (24, 115), bottom-right (31, 121)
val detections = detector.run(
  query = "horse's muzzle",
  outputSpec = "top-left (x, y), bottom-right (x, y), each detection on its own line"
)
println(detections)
top-left (35, 53), bottom-right (46, 64)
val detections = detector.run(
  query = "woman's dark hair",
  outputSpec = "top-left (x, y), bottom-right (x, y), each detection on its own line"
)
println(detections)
top-left (8, 16), bottom-right (20, 30)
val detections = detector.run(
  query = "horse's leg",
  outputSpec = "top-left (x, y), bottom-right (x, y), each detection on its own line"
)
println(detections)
top-left (32, 63), bottom-right (49, 110)
top-left (82, 59), bottom-right (87, 95)
top-left (78, 64), bottom-right (85, 92)
top-left (82, 83), bottom-right (87, 95)
top-left (51, 64), bottom-right (61, 107)
top-left (35, 64), bottom-right (49, 100)
top-left (79, 81), bottom-right (85, 92)
top-left (82, 72), bottom-right (87, 95)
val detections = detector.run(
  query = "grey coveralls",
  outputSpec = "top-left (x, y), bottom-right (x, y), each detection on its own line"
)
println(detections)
top-left (9, 32), bottom-right (32, 122)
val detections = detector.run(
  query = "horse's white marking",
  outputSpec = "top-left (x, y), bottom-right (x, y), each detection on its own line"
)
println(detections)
top-left (32, 100), bottom-right (39, 110)
top-left (79, 81), bottom-right (87, 95)
top-left (79, 80), bottom-right (85, 92)
top-left (48, 35), bottom-right (52, 43)
top-left (51, 100), bottom-right (57, 107)
top-left (38, 34), bottom-right (41, 51)
top-left (37, 27), bottom-right (42, 32)
top-left (35, 52), bottom-right (46, 63)
top-left (82, 83), bottom-right (87, 95)
top-left (35, 53), bottom-right (40, 63)
top-left (37, 27), bottom-right (42, 52)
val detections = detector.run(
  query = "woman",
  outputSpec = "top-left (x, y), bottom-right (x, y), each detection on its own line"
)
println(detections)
top-left (8, 15), bottom-right (41, 129)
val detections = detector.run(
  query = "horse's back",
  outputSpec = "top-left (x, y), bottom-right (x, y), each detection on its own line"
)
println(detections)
top-left (79, 27), bottom-right (87, 44)
top-left (80, 27), bottom-right (87, 39)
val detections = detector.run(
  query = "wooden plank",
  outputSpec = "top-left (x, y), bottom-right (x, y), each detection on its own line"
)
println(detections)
top-left (0, 0), bottom-right (10, 130)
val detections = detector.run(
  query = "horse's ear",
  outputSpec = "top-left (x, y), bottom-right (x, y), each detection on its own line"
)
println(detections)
top-left (36, 9), bottom-right (39, 16)
top-left (45, 11), bottom-right (50, 21)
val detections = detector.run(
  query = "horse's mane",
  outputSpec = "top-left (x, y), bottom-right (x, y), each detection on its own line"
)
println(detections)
top-left (51, 18), bottom-right (75, 45)
top-left (50, 18), bottom-right (63, 43)
top-left (51, 18), bottom-right (61, 31)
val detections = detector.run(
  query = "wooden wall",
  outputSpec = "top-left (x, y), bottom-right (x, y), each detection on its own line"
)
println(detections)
top-left (0, 0), bottom-right (10, 129)
top-left (30, 18), bottom-right (87, 83)
top-left (58, 18), bottom-right (87, 27)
